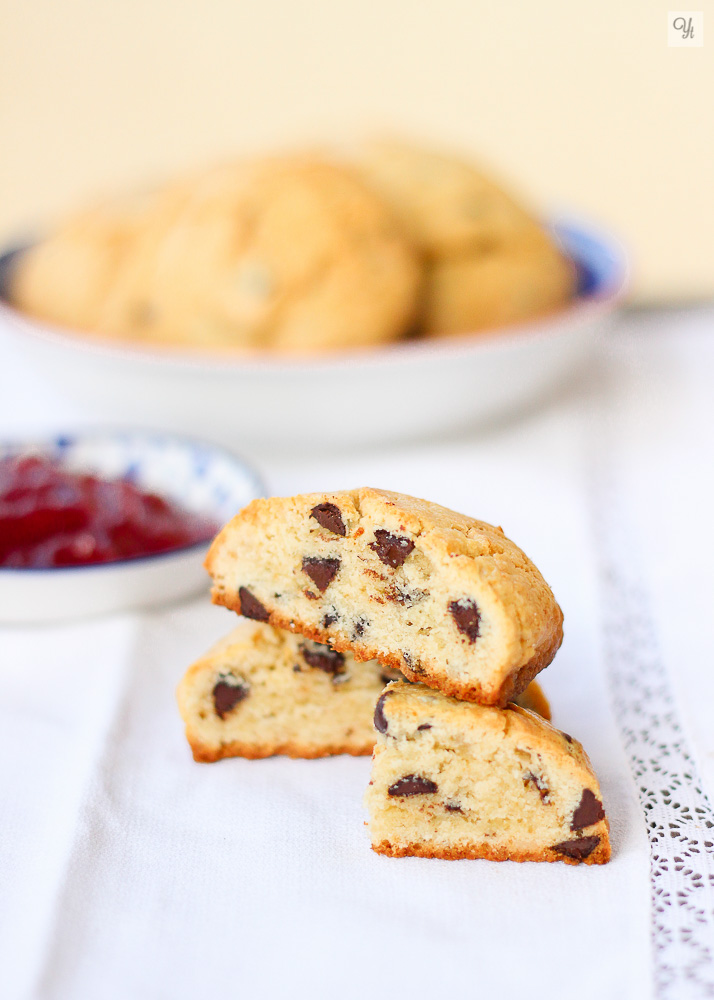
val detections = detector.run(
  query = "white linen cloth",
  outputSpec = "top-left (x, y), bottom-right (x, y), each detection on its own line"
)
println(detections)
top-left (1, 306), bottom-right (712, 1000)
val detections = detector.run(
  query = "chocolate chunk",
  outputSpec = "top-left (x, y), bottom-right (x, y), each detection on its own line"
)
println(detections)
top-left (445, 802), bottom-right (463, 813)
top-left (417, 723), bottom-right (432, 731)
top-left (238, 586), bottom-right (269, 622)
top-left (524, 771), bottom-right (551, 803)
top-left (402, 651), bottom-right (424, 674)
top-left (302, 557), bottom-right (340, 592)
top-left (322, 610), bottom-right (338, 627)
top-left (374, 691), bottom-right (391, 734)
top-left (212, 676), bottom-right (250, 718)
top-left (571, 789), bottom-right (606, 830)
top-left (552, 836), bottom-right (600, 861)
top-left (562, 733), bottom-right (574, 744)
top-left (352, 617), bottom-right (368, 638)
top-left (386, 584), bottom-right (428, 607)
top-left (310, 503), bottom-right (346, 537)
top-left (449, 598), bottom-right (481, 642)
top-left (388, 774), bottom-right (438, 797)
top-left (370, 530), bottom-right (415, 569)
top-left (300, 642), bottom-right (345, 676)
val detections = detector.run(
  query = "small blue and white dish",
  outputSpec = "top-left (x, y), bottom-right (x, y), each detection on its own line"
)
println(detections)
top-left (0, 430), bottom-right (263, 623)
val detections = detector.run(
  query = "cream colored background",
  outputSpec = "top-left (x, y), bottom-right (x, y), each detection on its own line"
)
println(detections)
top-left (1, 0), bottom-right (712, 302)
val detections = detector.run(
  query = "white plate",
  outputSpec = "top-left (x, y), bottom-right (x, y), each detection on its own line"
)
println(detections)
top-left (0, 218), bottom-right (628, 450)
top-left (0, 430), bottom-right (263, 623)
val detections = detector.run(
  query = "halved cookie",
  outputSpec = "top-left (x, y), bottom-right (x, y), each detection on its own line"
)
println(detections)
top-left (365, 682), bottom-right (610, 864)
top-left (177, 620), bottom-right (391, 761)
top-left (206, 488), bottom-right (563, 706)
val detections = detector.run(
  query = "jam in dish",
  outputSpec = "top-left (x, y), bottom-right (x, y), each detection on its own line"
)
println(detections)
top-left (0, 455), bottom-right (219, 567)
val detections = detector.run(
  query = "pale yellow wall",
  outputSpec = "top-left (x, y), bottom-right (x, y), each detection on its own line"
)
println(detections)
top-left (1, 0), bottom-right (712, 302)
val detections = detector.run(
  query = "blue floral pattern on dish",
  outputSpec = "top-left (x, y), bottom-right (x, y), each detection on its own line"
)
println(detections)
top-left (0, 430), bottom-right (264, 567)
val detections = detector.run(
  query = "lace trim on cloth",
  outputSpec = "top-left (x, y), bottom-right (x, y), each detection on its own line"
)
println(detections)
top-left (590, 461), bottom-right (714, 999)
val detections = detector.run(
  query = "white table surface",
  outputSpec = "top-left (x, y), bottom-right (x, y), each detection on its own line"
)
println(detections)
top-left (1, 305), bottom-right (712, 1000)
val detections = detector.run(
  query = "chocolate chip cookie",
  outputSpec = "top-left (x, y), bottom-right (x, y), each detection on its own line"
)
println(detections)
top-left (357, 139), bottom-right (576, 335)
top-left (177, 620), bottom-right (396, 761)
top-left (10, 192), bottom-right (154, 333)
top-left (421, 228), bottom-right (577, 336)
top-left (205, 487), bottom-right (563, 706)
top-left (365, 681), bottom-right (610, 864)
top-left (13, 156), bottom-right (422, 353)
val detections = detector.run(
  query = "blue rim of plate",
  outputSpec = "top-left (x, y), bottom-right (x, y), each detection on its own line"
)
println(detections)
top-left (0, 215), bottom-right (628, 369)
top-left (550, 216), bottom-right (625, 299)
top-left (0, 428), bottom-right (265, 573)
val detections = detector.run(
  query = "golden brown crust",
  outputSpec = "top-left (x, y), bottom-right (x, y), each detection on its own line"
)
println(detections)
top-left (189, 736), bottom-right (374, 763)
top-left (212, 590), bottom-right (560, 708)
top-left (377, 681), bottom-right (590, 770)
top-left (371, 832), bottom-right (611, 865)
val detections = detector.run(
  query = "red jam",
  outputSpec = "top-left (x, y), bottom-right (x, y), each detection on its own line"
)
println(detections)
top-left (0, 454), bottom-right (219, 568)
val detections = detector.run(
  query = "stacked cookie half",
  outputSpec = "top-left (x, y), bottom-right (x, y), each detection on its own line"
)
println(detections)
top-left (178, 487), bottom-right (610, 865)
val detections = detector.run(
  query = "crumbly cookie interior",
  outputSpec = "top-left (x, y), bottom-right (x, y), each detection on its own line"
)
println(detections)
top-left (177, 621), bottom-right (391, 760)
top-left (365, 683), bottom-right (609, 863)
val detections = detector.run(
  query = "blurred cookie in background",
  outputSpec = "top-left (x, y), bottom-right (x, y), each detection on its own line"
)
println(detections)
top-left (11, 156), bottom-right (422, 353)
top-left (357, 138), bottom-right (576, 336)
top-left (103, 156), bottom-right (423, 352)
top-left (423, 227), bottom-right (576, 335)
top-left (10, 138), bottom-right (577, 352)
top-left (356, 138), bottom-right (536, 257)
top-left (11, 192), bottom-right (153, 333)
